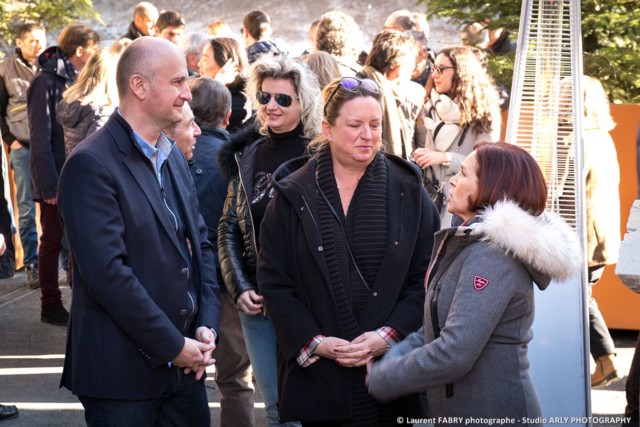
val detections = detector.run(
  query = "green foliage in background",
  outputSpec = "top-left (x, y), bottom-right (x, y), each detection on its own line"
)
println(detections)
top-left (418, 0), bottom-right (640, 104)
top-left (0, 0), bottom-right (103, 58)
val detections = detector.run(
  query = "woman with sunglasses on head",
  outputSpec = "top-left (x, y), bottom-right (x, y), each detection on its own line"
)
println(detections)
top-left (368, 142), bottom-right (581, 425)
top-left (257, 76), bottom-right (440, 426)
top-left (412, 46), bottom-right (501, 228)
top-left (218, 54), bottom-right (320, 427)
top-left (198, 37), bottom-right (253, 133)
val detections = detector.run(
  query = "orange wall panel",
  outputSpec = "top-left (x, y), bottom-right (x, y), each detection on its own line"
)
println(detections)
top-left (592, 104), bottom-right (640, 330)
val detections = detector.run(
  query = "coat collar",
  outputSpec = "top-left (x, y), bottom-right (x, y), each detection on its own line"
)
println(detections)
top-left (459, 200), bottom-right (582, 287)
top-left (103, 112), bottom-right (193, 264)
top-left (271, 153), bottom-right (427, 329)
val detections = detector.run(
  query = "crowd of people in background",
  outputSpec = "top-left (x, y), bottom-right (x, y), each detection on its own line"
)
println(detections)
top-left (0, 1), bottom-right (635, 425)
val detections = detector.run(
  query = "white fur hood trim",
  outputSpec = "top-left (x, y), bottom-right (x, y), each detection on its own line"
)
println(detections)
top-left (464, 200), bottom-right (582, 282)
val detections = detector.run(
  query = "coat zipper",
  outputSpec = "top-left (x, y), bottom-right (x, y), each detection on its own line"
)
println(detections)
top-left (235, 152), bottom-right (259, 257)
top-left (427, 231), bottom-right (454, 398)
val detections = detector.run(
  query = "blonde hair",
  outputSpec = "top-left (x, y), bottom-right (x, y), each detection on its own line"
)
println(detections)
top-left (300, 51), bottom-right (341, 90)
top-left (559, 75), bottom-right (616, 132)
top-left (248, 55), bottom-right (321, 139)
top-left (207, 20), bottom-right (233, 37)
top-left (62, 48), bottom-right (119, 107)
top-left (109, 38), bottom-right (131, 55)
top-left (582, 75), bottom-right (616, 132)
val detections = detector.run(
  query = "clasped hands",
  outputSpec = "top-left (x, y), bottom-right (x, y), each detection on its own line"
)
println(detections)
top-left (171, 326), bottom-right (216, 381)
top-left (315, 331), bottom-right (388, 367)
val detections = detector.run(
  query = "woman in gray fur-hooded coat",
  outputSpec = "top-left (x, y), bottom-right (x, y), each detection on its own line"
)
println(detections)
top-left (368, 142), bottom-right (581, 426)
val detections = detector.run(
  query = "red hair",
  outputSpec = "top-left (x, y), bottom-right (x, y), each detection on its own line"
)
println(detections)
top-left (470, 142), bottom-right (547, 216)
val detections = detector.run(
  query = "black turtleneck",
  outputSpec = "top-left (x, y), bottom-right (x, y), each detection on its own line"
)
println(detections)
top-left (251, 121), bottom-right (307, 245)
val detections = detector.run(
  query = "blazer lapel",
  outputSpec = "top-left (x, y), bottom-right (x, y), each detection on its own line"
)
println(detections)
top-left (166, 154), bottom-right (200, 265)
top-left (122, 155), bottom-right (185, 257)
top-left (108, 115), bottom-right (185, 258)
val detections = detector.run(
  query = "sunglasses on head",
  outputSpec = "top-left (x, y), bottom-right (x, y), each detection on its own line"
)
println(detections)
top-left (323, 77), bottom-right (381, 116)
top-left (256, 91), bottom-right (298, 108)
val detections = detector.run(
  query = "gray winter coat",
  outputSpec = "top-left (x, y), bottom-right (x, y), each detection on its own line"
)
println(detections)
top-left (368, 200), bottom-right (581, 425)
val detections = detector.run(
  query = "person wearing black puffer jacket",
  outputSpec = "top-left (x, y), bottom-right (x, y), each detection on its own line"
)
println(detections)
top-left (218, 55), bottom-right (321, 427)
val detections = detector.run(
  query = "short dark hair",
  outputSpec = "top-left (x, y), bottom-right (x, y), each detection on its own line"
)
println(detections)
top-left (156, 10), bottom-right (185, 32)
top-left (242, 10), bottom-right (271, 40)
top-left (14, 22), bottom-right (45, 41)
top-left (58, 23), bottom-right (101, 58)
top-left (188, 77), bottom-right (231, 127)
top-left (365, 30), bottom-right (415, 75)
top-left (471, 142), bottom-right (547, 216)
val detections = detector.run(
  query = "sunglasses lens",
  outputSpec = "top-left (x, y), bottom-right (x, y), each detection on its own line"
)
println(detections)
top-left (338, 77), bottom-right (380, 93)
top-left (340, 77), bottom-right (360, 91)
top-left (257, 92), bottom-right (293, 107)
top-left (256, 91), bottom-right (271, 105)
top-left (324, 77), bottom-right (381, 116)
top-left (274, 94), bottom-right (293, 107)
top-left (361, 79), bottom-right (381, 93)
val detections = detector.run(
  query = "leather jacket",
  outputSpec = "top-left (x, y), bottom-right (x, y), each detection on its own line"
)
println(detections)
top-left (217, 123), bottom-right (264, 302)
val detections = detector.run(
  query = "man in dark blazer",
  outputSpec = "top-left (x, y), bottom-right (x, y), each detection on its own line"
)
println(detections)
top-left (57, 37), bottom-right (220, 426)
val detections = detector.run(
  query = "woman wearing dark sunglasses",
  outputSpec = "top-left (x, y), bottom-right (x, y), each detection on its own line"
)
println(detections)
top-left (218, 55), bottom-right (321, 427)
top-left (257, 76), bottom-right (440, 426)
top-left (412, 46), bottom-right (501, 228)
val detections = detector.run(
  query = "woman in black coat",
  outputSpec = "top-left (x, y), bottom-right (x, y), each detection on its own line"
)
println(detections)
top-left (257, 77), bottom-right (441, 426)
top-left (217, 55), bottom-right (321, 427)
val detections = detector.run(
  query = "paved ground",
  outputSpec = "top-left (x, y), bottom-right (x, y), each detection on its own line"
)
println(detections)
top-left (0, 269), bottom-right (636, 426)
top-left (0, 270), bottom-right (268, 426)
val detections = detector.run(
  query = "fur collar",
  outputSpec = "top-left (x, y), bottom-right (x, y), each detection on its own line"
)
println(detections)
top-left (462, 200), bottom-right (582, 285)
top-left (217, 119), bottom-right (261, 179)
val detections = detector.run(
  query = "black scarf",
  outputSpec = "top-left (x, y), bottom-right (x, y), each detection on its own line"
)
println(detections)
top-left (316, 149), bottom-right (387, 335)
top-left (315, 148), bottom-right (389, 426)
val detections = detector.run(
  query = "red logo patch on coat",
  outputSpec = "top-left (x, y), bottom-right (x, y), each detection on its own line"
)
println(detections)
top-left (473, 275), bottom-right (489, 291)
